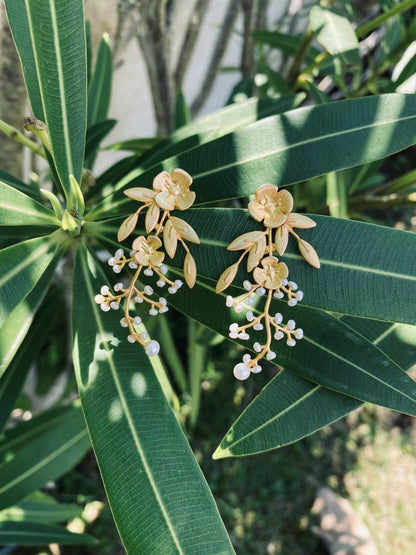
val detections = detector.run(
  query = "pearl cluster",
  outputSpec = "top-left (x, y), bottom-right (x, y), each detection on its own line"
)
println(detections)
top-left (94, 248), bottom-right (183, 355)
top-left (226, 278), bottom-right (304, 380)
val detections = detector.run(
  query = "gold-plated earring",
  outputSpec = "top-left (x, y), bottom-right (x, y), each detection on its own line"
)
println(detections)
top-left (95, 168), bottom-right (200, 356)
top-left (216, 184), bottom-right (320, 380)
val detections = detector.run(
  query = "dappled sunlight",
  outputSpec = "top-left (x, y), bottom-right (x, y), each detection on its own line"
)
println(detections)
top-left (108, 399), bottom-right (124, 422)
top-left (131, 373), bottom-right (147, 398)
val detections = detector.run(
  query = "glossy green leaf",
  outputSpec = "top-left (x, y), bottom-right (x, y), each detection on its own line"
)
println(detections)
top-left (214, 319), bottom-right (416, 458)
top-left (90, 94), bottom-right (416, 217)
top-left (0, 491), bottom-right (81, 523)
top-left (0, 521), bottom-right (96, 546)
top-left (18, 0), bottom-right (87, 194)
top-left (0, 403), bottom-right (90, 510)
top-left (0, 230), bottom-right (66, 327)
top-left (175, 90), bottom-right (191, 129)
top-left (87, 34), bottom-right (112, 127)
top-left (172, 209), bottom-right (416, 325)
top-left (165, 271), bottom-right (416, 415)
top-left (0, 181), bottom-right (59, 228)
top-left (0, 169), bottom-right (42, 201)
top-left (0, 289), bottom-right (61, 431)
top-left (4, 0), bottom-right (44, 118)
top-left (310, 6), bottom-right (360, 69)
top-left (72, 245), bottom-right (234, 554)
top-left (106, 137), bottom-right (163, 154)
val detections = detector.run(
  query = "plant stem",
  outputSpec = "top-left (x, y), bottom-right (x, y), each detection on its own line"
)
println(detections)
top-left (0, 118), bottom-right (46, 158)
top-left (356, 0), bottom-right (416, 39)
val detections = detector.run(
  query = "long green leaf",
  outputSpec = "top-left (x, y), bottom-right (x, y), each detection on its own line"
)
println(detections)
top-left (0, 289), bottom-right (61, 431)
top-left (88, 94), bottom-right (416, 218)
top-left (0, 521), bottom-right (96, 546)
top-left (214, 319), bottom-right (416, 458)
top-left (4, 0), bottom-right (44, 118)
top-left (0, 403), bottom-right (90, 510)
top-left (0, 231), bottom-right (66, 327)
top-left (0, 265), bottom-right (58, 378)
top-left (0, 181), bottom-right (59, 228)
top-left (22, 0), bottom-right (87, 192)
top-left (93, 208), bottom-right (416, 325)
top-left (72, 245), bottom-right (234, 554)
top-left (0, 169), bottom-right (42, 201)
top-left (166, 272), bottom-right (416, 414)
top-left (87, 34), bottom-right (112, 127)
top-left (0, 491), bottom-right (81, 523)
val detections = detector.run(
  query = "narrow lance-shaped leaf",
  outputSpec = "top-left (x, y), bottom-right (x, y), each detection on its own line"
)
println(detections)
top-left (172, 209), bottom-right (416, 326)
top-left (4, 0), bottom-right (44, 118)
top-left (0, 403), bottom-right (90, 510)
top-left (0, 181), bottom-right (59, 228)
top-left (214, 317), bottom-right (416, 458)
top-left (89, 94), bottom-right (416, 218)
top-left (0, 491), bottom-right (82, 524)
top-left (18, 0), bottom-right (87, 196)
top-left (0, 521), bottom-right (96, 546)
top-left (163, 272), bottom-right (416, 416)
top-left (72, 245), bottom-right (234, 554)
top-left (0, 230), bottom-right (67, 327)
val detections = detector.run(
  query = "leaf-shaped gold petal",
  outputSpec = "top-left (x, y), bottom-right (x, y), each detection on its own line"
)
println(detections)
top-left (184, 252), bottom-right (197, 288)
top-left (275, 225), bottom-right (289, 256)
top-left (215, 263), bottom-right (239, 293)
top-left (247, 234), bottom-right (266, 272)
top-left (298, 238), bottom-right (320, 268)
top-left (145, 201), bottom-right (160, 233)
top-left (117, 212), bottom-right (138, 242)
top-left (287, 213), bottom-right (316, 229)
top-left (124, 187), bottom-right (155, 202)
top-left (169, 216), bottom-right (200, 244)
top-left (227, 231), bottom-right (265, 251)
top-left (163, 219), bottom-right (178, 258)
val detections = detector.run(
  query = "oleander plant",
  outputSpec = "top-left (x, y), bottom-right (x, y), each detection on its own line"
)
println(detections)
top-left (0, 0), bottom-right (416, 552)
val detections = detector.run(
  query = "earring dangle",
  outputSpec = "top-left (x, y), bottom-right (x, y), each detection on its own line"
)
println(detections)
top-left (94, 168), bottom-right (200, 356)
top-left (216, 184), bottom-right (320, 380)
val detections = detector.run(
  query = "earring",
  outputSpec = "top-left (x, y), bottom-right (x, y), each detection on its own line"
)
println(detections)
top-left (95, 168), bottom-right (200, 356)
top-left (216, 184), bottom-right (320, 380)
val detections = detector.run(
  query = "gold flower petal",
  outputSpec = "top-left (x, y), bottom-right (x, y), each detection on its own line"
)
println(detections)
top-left (175, 190), bottom-right (196, 210)
top-left (263, 211), bottom-right (287, 228)
top-left (277, 189), bottom-right (293, 213)
top-left (151, 251), bottom-right (165, 267)
top-left (155, 190), bottom-right (176, 211)
top-left (148, 235), bottom-right (163, 250)
top-left (152, 171), bottom-right (171, 192)
top-left (255, 183), bottom-right (278, 202)
top-left (172, 168), bottom-right (193, 189)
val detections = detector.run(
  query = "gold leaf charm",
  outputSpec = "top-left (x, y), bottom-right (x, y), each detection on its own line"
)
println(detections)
top-left (169, 216), bottom-right (200, 244)
top-left (216, 263), bottom-right (239, 293)
top-left (184, 252), bottom-right (197, 288)
top-left (124, 187), bottom-right (155, 203)
top-left (227, 231), bottom-right (265, 251)
top-left (118, 212), bottom-right (138, 242)
top-left (297, 238), bottom-right (320, 268)
top-left (145, 201), bottom-right (160, 233)
top-left (163, 219), bottom-right (178, 258)
top-left (247, 234), bottom-right (267, 272)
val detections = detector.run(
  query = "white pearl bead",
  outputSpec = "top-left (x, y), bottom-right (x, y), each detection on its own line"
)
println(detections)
top-left (233, 363), bottom-right (250, 380)
top-left (145, 340), bottom-right (160, 356)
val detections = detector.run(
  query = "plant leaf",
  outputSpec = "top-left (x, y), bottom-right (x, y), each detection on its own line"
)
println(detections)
top-left (0, 521), bottom-right (96, 546)
top-left (4, 0), bottom-right (44, 118)
top-left (164, 273), bottom-right (416, 416)
top-left (0, 181), bottom-right (59, 228)
top-left (0, 289), bottom-right (61, 431)
top-left (216, 263), bottom-right (239, 293)
top-left (87, 34), bottom-right (112, 127)
top-left (0, 491), bottom-right (81, 523)
top-left (310, 6), bottom-right (360, 69)
top-left (89, 94), bottom-right (416, 217)
top-left (163, 219), bottom-right (178, 258)
top-left (72, 246), bottom-right (234, 554)
top-left (0, 403), bottom-right (90, 510)
top-left (117, 212), bottom-right (138, 242)
top-left (214, 317), bottom-right (416, 457)
top-left (169, 216), bottom-right (200, 244)
top-left (0, 231), bottom-right (66, 327)
top-left (15, 0), bottom-right (87, 195)
top-left (170, 209), bottom-right (416, 325)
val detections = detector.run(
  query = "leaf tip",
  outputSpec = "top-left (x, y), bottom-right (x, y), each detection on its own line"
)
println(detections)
top-left (212, 446), bottom-right (231, 460)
